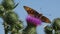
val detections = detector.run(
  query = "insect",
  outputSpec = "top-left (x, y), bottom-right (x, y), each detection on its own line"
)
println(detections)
top-left (23, 6), bottom-right (51, 23)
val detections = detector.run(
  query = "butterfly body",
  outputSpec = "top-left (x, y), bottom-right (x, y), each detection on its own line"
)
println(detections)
top-left (24, 6), bottom-right (51, 24)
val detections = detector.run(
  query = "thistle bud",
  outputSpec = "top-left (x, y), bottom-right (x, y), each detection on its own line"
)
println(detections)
top-left (52, 18), bottom-right (60, 30)
top-left (44, 25), bottom-right (53, 34)
top-left (2, 0), bottom-right (15, 10)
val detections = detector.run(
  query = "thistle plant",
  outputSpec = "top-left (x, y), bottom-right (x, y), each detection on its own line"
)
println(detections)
top-left (0, 0), bottom-right (55, 34)
top-left (23, 6), bottom-right (51, 34)
top-left (0, 0), bottom-right (23, 34)
top-left (44, 18), bottom-right (60, 34)
top-left (23, 15), bottom-right (42, 34)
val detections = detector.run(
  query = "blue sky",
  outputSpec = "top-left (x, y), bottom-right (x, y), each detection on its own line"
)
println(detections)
top-left (0, 0), bottom-right (60, 34)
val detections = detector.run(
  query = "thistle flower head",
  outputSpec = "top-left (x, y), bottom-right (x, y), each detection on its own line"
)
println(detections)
top-left (26, 15), bottom-right (42, 26)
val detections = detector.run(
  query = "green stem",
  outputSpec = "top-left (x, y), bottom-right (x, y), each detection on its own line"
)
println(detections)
top-left (23, 23), bottom-right (37, 34)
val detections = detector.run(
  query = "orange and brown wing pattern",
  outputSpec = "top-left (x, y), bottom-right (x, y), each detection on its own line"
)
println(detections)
top-left (23, 6), bottom-right (51, 23)
top-left (40, 16), bottom-right (51, 23)
top-left (23, 6), bottom-right (42, 15)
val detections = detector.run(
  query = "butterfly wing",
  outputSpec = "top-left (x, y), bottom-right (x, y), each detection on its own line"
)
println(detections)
top-left (23, 6), bottom-right (42, 17)
top-left (40, 16), bottom-right (51, 23)
top-left (23, 6), bottom-right (51, 23)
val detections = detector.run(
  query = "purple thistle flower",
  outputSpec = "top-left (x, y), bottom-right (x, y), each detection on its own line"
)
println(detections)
top-left (26, 15), bottom-right (42, 26)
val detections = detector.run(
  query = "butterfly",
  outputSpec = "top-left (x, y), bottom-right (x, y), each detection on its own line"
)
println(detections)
top-left (23, 6), bottom-right (51, 23)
